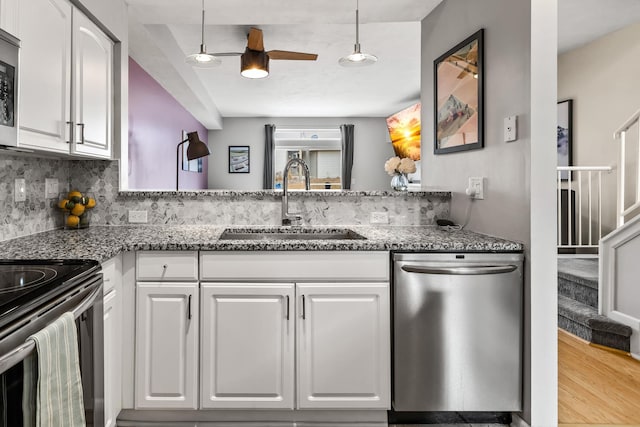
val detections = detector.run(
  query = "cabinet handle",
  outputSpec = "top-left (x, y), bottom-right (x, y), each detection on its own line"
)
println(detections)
top-left (65, 121), bottom-right (73, 144)
top-left (301, 295), bottom-right (306, 320)
top-left (286, 295), bottom-right (290, 320)
top-left (77, 123), bottom-right (85, 144)
top-left (188, 294), bottom-right (192, 320)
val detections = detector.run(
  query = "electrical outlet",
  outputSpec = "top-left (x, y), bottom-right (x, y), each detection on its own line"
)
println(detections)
top-left (370, 212), bottom-right (389, 224)
top-left (467, 177), bottom-right (485, 199)
top-left (504, 116), bottom-right (517, 142)
top-left (128, 210), bottom-right (148, 223)
top-left (45, 178), bottom-right (59, 199)
top-left (14, 178), bottom-right (26, 202)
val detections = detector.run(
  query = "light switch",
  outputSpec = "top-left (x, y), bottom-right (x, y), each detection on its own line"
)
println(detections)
top-left (45, 178), bottom-right (59, 199)
top-left (504, 116), bottom-right (517, 142)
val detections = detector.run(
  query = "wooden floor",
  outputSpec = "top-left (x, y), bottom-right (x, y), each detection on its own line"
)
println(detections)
top-left (558, 329), bottom-right (640, 425)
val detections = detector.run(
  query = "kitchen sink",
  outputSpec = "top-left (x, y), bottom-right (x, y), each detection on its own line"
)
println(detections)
top-left (219, 227), bottom-right (367, 241)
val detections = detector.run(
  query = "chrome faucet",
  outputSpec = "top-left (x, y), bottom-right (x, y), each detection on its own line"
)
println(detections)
top-left (282, 158), bottom-right (310, 226)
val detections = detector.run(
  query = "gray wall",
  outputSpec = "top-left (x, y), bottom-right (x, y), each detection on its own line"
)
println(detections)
top-left (207, 117), bottom-right (395, 191)
top-left (421, 0), bottom-right (537, 422)
top-left (558, 21), bottom-right (640, 234)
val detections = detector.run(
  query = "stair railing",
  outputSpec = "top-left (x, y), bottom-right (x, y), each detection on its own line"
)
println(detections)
top-left (557, 166), bottom-right (613, 249)
top-left (614, 109), bottom-right (640, 227)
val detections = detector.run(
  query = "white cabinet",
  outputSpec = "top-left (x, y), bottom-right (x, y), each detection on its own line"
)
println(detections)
top-left (200, 283), bottom-right (295, 409)
top-left (0, 0), bottom-right (19, 36)
top-left (296, 283), bottom-right (390, 409)
top-left (17, 0), bottom-right (113, 158)
top-left (135, 251), bottom-right (200, 409)
top-left (135, 256), bottom-right (199, 410)
top-left (102, 255), bottom-right (122, 427)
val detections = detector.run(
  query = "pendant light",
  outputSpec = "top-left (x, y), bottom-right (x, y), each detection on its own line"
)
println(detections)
top-left (339, 0), bottom-right (377, 67)
top-left (185, 0), bottom-right (221, 68)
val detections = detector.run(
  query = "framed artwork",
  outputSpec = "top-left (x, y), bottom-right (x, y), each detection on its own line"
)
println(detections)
top-left (557, 100), bottom-right (573, 180)
top-left (434, 29), bottom-right (484, 154)
top-left (181, 130), bottom-right (203, 172)
top-left (229, 145), bottom-right (250, 173)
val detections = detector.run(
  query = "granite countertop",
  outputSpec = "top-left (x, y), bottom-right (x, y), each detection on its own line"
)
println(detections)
top-left (0, 225), bottom-right (523, 263)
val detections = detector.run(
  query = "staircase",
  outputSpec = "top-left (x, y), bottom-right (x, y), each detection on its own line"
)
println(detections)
top-left (558, 258), bottom-right (632, 352)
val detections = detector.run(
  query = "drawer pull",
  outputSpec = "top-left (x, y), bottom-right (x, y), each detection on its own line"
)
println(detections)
top-left (188, 294), bottom-right (192, 320)
top-left (301, 295), bottom-right (306, 320)
top-left (286, 295), bottom-right (290, 320)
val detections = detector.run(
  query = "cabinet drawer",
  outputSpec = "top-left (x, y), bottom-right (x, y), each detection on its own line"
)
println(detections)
top-left (136, 251), bottom-right (198, 281)
top-left (102, 255), bottom-right (121, 294)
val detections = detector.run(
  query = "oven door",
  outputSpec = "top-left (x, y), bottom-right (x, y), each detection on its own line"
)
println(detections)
top-left (0, 275), bottom-right (104, 427)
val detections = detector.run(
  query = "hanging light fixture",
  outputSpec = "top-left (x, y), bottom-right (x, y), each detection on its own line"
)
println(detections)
top-left (240, 48), bottom-right (269, 79)
top-left (339, 0), bottom-right (377, 67)
top-left (185, 0), bottom-right (221, 68)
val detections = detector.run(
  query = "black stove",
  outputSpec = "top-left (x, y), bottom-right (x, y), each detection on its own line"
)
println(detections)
top-left (0, 259), bottom-right (100, 331)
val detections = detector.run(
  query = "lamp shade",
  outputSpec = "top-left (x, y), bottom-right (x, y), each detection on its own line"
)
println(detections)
top-left (185, 131), bottom-right (211, 160)
top-left (241, 48), bottom-right (269, 79)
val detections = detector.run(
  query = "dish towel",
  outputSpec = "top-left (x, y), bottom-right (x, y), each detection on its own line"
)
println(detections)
top-left (23, 312), bottom-right (86, 427)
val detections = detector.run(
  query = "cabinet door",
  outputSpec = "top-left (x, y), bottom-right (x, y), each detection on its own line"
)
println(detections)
top-left (0, 0), bottom-right (19, 37)
top-left (102, 255), bottom-right (122, 427)
top-left (103, 288), bottom-right (118, 427)
top-left (135, 283), bottom-right (198, 409)
top-left (71, 9), bottom-right (113, 158)
top-left (18, 0), bottom-right (71, 154)
top-left (201, 283), bottom-right (294, 409)
top-left (297, 283), bottom-right (390, 409)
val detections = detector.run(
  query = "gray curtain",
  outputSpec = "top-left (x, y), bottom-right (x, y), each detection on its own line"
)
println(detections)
top-left (340, 124), bottom-right (354, 190)
top-left (264, 124), bottom-right (275, 189)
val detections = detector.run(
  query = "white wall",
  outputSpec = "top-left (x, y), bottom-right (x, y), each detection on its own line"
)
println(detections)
top-left (207, 117), bottom-right (395, 191)
top-left (422, 0), bottom-right (557, 425)
top-left (558, 21), bottom-right (640, 234)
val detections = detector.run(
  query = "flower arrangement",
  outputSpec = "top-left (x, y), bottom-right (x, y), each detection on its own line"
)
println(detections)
top-left (384, 156), bottom-right (416, 176)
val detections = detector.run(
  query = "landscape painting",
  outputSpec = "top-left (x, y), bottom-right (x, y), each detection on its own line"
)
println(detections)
top-left (434, 29), bottom-right (484, 154)
top-left (557, 100), bottom-right (573, 180)
top-left (386, 103), bottom-right (421, 161)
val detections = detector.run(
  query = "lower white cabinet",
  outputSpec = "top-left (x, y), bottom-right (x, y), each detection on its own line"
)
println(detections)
top-left (135, 283), bottom-right (199, 409)
top-left (200, 283), bottom-right (295, 409)
top-left (102, 255), bottom-right (122, 427)
top-left (297, 283), bottom-right (390, 409)
top-left (199, 281), bottom-right (390, 410)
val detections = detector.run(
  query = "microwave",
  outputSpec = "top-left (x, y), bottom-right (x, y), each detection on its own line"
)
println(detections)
top-left (0, 28), bottom-right (18, 149)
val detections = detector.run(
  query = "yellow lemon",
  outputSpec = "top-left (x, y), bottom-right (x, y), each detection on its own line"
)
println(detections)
top-left (85, 197), bottom-right (96, 209)
top-left (58, 199), bottom-right (70, 210)
top-left (71, 203), bottom-right (85, 216)
top-left (66, 214), bottom-right (80, 228)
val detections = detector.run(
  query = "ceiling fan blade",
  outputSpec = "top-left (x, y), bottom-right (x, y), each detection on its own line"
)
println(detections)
top-left (247, 28), bottom-right (264, 51)
top-left (209, 52), bottom-right (243, 57)
top-left (267, 50), bottom-right (318, 61)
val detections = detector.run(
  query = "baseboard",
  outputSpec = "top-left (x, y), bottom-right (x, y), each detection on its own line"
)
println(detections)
top-left (510, 413), bottom-right (529, 427)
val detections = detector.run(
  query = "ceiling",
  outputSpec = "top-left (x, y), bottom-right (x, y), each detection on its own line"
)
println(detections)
top-left (127, 0), bottom-right (640, 129)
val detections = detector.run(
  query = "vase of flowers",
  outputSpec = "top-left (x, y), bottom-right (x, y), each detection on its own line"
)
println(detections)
top-left (385, 156), bottom-right (416, 191)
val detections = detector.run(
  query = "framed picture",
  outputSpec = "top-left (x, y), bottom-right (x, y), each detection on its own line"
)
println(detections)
top-left (229, 145), bottom-right (250, 173)
top-left (557, 100), bottom-right (573, 180)
top-left (434, 29), bottom-right (484, 154)
top-left (181, 130), bottom-right (203, 172)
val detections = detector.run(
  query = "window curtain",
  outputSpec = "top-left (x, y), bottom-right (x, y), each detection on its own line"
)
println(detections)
top-left (340, 124), bottom-right (355, 190)
top-left (264, 124), bottom-right (276, 189)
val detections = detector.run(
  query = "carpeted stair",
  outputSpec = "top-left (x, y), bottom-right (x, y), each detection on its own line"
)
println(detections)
top-left (558, 258), bottom-right (632, 352)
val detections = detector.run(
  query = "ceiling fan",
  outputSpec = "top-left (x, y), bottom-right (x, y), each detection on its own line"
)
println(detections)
top-left (211, 28), bottom-right (319, 79)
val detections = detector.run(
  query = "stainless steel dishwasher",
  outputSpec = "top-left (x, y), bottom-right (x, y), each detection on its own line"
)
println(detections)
top-left (392, 252), bottom-right (524, 412)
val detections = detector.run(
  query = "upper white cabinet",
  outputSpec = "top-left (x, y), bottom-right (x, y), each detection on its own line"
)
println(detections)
top-left (17, 0), bottom-right (113, 158)
top-left (0, 0), bottom-right (19, 37)
top-left (296, 283), bottom-right (390, 409)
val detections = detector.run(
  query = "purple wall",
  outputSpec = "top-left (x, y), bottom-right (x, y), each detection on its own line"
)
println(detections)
top-left (128, 58), bottom-right (209, 190)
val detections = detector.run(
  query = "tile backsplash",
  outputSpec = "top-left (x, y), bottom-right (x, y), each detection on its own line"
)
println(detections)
top-left (1, 153), bottom-right (450, 243)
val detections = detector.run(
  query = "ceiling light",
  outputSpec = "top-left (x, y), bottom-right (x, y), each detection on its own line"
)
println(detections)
top-left (185, 0), bottom-right (221, 68)
top-left (241, 48), bottom-right (269, 79)
top-left (339, 0), bottom-right (377, 67)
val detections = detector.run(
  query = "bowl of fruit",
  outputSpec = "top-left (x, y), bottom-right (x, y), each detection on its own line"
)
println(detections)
top-left (58, 190), bottom-right (96, 229)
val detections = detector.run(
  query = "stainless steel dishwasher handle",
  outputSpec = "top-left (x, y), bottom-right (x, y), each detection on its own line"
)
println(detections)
top-left (401, 264), bottom-right (518, 275)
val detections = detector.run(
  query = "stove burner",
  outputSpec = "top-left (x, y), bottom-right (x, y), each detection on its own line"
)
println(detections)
top-left (0, 267), bottom-right (58, 293)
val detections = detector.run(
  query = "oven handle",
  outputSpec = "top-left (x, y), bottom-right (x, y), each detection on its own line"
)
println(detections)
top-left (0, 282), bottom-right (103, 374)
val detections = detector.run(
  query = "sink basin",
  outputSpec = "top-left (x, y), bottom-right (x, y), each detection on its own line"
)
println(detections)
top-left (219, 227), bottom-right (366, 241)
